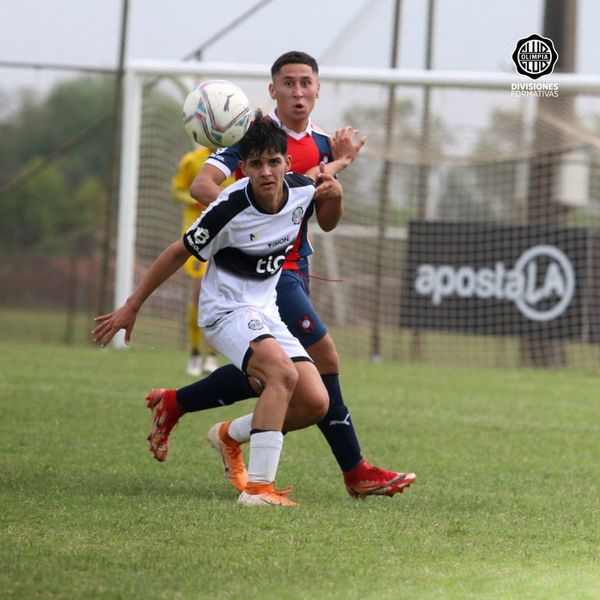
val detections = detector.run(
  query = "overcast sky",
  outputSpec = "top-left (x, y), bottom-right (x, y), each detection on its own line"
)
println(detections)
top-left (1, 0), bottom-right (599, 138)
top-left (4, 0), bottom-right (597, 92)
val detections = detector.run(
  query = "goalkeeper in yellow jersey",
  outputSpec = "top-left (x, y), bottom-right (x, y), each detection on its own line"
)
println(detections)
top-left (172, 146), bottom-right (234, 376)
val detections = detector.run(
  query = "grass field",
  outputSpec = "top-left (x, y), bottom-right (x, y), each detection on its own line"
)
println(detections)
top-left (1, 340), bottom-right (600, 599)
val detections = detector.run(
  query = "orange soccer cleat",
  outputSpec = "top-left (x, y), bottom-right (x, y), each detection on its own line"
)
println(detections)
top-left (207, 421), bottom-right (248, 492)
top-left (237, 482), bottom-right (298, 506)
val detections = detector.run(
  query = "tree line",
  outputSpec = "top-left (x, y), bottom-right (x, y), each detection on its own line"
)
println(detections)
top-left (0, 75), bottom-right (179, 260)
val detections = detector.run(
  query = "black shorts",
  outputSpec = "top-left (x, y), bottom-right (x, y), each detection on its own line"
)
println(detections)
top-left (276, 269), bottom-right (328, 349)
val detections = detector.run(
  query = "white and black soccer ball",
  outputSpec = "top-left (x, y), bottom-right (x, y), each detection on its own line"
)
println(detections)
top-left (182, 80), bottom-right (251, 149)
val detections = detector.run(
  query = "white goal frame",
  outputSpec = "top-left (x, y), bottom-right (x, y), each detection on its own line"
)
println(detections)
top-left (115, 59), bottom-right (600, 347)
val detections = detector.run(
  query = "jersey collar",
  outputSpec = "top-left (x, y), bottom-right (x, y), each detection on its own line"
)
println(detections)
top-left (269, 109), bottom-right (314, 141)
top-left (245, 177), bottom-right (290, 215)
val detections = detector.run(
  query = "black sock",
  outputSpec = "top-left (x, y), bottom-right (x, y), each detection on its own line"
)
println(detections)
top-left (176, 364), bottom-right (257, 413)
top-left (317, 373), bottom-right (363, 472)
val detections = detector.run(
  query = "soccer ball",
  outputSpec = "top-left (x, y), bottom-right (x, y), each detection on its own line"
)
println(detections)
top-left (182, 80), bottom-right (251, 149)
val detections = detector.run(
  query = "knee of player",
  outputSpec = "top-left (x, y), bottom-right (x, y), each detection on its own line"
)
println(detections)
top-left (264, 358), bottom-right (298, 394)
top-left (280, 362), bottom-right (299, 393)
top-left (313, 385), bottom-right (330, 420)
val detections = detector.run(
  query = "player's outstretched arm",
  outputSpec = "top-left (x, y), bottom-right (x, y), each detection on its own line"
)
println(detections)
top-left (190, 164), bottom-right (227, 205)
top-left (313, 162), bottom-right (344, 232)
top-left (92, 240), bottom-right (191, 347)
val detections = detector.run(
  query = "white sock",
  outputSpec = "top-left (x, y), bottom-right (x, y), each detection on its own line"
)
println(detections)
top-left (247, 431), bottom-right (284, 484)
top-left (227, 413), bottom-right (253, 443)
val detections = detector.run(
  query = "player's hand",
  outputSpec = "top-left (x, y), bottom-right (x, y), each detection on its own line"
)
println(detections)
top-left (314, 162), bottom-right (343, 202)
top-left (91, 304), bottom-right (138, 348)
top-left (330, 126), bottom-right (366, 165)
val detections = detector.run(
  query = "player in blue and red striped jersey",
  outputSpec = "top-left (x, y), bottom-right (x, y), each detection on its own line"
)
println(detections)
top-left (145, 51), bottom-right (415, 498)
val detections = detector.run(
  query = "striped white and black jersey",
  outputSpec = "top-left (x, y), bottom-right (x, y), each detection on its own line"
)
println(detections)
top-left (183, 172), bottom-right (316, 327)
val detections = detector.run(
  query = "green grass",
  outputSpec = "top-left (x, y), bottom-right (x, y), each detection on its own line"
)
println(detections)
top-left (1, 341), bottom-right (600, 599)
top-left (5, 304), bottom-right (600, 371)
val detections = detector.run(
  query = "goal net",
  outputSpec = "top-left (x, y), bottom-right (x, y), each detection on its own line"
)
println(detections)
top-left (118, 60), bottom-right (600, 369)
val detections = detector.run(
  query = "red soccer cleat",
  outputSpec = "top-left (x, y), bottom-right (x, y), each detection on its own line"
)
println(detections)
top-left (145, 388), bottom-right (183, 462)
top-left (344, 459), bottom-right (416, 498)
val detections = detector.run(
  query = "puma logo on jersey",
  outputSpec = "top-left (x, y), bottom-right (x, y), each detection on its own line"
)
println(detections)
top-left (329, 412), bottom-right (351, 427)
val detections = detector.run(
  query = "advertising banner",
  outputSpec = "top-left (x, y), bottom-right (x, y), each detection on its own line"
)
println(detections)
top-left (400, 221), bottom-right (590, 339)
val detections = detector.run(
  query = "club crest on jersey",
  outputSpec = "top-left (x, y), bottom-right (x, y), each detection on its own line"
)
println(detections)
top-left (292, 207), bottom-right (304, 224)
top-left (248, 319), bottom-right (264, 330)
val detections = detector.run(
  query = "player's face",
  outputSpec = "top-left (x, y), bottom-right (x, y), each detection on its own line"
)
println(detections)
top-left (269, 63), bottom-right (320, 132)
top-left (240, 151), bottom-right (292, 209)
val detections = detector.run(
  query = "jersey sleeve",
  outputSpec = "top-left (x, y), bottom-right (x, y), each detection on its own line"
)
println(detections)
top-left (183, 203), bottom-right (229, 262)
top-left (285, 172), bottom-right (317, 189)
top-left (204, 144), bottom-right (243, 178)
top-left (312, 131), bottom-right (334, 164)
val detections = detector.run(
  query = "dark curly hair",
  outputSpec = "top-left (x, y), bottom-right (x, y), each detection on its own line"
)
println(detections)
top-left (238, 110), bottom-right (287, 160)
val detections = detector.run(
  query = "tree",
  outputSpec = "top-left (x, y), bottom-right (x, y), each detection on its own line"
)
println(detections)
top-left (0, 160), bottom-right (69, 256)
top-left (0, 75), bottom-right (181, 260)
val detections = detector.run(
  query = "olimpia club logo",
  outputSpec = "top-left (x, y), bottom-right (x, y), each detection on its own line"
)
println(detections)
top-left (414, 245), bottom-right (575, 322)
top-left (512, 34), bottom-right (559, 80)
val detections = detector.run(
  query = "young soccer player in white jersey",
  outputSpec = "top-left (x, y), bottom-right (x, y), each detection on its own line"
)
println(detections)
top-left (92, 113), bottom-right (343, 506)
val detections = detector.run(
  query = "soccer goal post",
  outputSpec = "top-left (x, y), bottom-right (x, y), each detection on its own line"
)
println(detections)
top-left (116, 59), bottom-right (600, 370)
